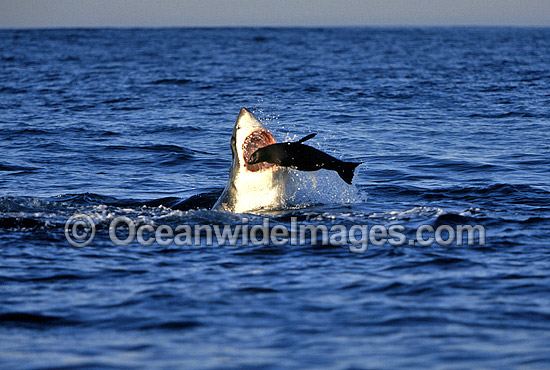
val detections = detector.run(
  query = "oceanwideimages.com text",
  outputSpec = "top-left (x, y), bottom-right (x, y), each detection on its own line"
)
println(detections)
top-left (65, 214), bottom-right (486, 253)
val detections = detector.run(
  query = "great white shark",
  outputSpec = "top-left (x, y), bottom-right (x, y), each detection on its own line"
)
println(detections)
top-left (152, 107), bottom-right (358, 213)
top-left (212, 108), bottom-right (290, 213)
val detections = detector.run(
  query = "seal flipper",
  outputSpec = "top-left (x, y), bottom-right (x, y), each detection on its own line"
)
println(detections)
top-left (336, 161), bottom-right (361, 185)
top-left (295, 133), bottom-right (317, 144)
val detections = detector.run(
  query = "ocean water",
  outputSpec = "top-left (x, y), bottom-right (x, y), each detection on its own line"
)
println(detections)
top-left (1, 27), bottom-right (549, 369)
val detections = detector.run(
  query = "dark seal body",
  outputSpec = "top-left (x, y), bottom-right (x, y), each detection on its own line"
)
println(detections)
top-left (248, 134), bottom-right (360, 184)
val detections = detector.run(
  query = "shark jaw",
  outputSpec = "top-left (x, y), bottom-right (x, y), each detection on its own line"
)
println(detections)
top-left (212, 108), bottom-right (289, 213)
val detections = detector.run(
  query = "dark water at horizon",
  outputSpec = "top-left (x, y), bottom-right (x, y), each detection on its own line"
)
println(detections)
top-left (1, 27), bottom-right (550, 369)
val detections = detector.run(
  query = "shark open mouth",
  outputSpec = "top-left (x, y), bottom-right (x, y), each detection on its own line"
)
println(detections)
top-left (243, 130), bottom-right (276, 172)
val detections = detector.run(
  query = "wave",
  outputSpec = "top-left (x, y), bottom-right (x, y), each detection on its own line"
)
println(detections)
top-left (0, 182), bottom-right (548, 235)
top-left (105, 143), bottom-right (193, 154)
top-left (0, 163), bottom-right (38, 172)
top-left (102, 97), bottom-right (137, 104)
top-left (368, 183), bottom-right (550, 203)
top-left (0, 312), bottom-right (78, 328)
top-left (149, 78), bottom-right (193, 85)
top-left (0, 86), bottom-right (28, 94)
top-left (468, 111), bottom-right (537, 119)
top-left (104, 144), bottom-right (196, 164)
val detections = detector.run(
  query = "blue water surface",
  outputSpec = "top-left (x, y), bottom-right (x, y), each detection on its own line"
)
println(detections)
top-left (1, 27), bottom-right (549, 369)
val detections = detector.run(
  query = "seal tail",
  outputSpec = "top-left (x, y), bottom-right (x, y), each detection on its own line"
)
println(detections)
top-left (337, 161), bottom-right (361, 185)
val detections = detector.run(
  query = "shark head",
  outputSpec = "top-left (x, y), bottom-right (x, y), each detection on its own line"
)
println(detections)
top-left (212, 108), bottom-right (289, 213)
top-left (231, 107), bottom-right (276, 173)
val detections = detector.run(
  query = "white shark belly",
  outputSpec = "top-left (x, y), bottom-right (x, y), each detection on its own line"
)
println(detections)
top-left (213, 167), bottom-right (289, 213)
top-left (212, 107), bottom-right (296, 213)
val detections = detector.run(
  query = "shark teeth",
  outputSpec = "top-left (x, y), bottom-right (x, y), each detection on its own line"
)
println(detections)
top-left (243, 129), bottom-right (276, 172)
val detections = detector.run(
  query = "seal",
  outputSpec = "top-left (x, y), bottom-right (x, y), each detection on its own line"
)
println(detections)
top-left (248, 133), bottom-right (361, 184)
